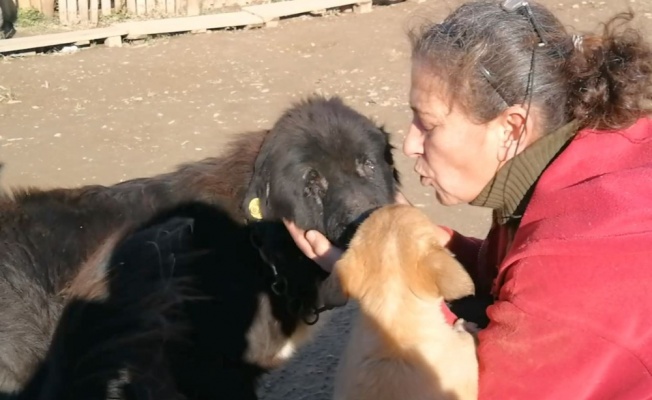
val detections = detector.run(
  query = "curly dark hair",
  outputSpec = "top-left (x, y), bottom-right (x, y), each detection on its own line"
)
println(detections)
top-left (408, 0), bottom-right (652, 133)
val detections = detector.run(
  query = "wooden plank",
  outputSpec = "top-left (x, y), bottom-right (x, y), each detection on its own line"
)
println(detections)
top-left (354, 0), bottom-right (371, 13)
top-left (242, 0), bottom-right (358, 21)
top-left (90, 0), bottom-right (99, 24)
top-left (127, 0), bottom-right (136, 14)
top-left (165, 0), bottom-right (174, 15)
top-left (186, 0), bottom-right (200, 16)
top-left (0, 26), bottom-right (128, 54)
top-left (118, 11), bottom-right (263, 38)
top-left (101, 0), bottom-right (111, 15)
top-left (40, 0), bottom-right (56, 17)
top-left (67, 0), bottom-right (78, 24)
top-left (175, 0), bottom-right (185, 16)
top-left (29, 0), bottom-right (42, 12)
top-left (136, 0), bottom-right (145, 15)
top-left (3, 0), bottom-right (371, 55)
top-left (145, 0), bottom-right (155, 15)
top-left (203, 0), bottom-right (223, 12)
top-left (105, 36), bottom-right (123, 47)
top-left (18, 0), bottom-right (32, 10)
top-left (59, 0), bottom-right (69, 24)
top-left (79, 0), bottom-right (89, 22)
top-left (155, 0), bottom-right (165, 15)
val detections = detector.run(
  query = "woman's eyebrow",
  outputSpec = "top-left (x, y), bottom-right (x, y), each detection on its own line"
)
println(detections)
top-left (410, 105), bottom-right (427, 115)
top-left (410, 105), bottom-right (440, 120)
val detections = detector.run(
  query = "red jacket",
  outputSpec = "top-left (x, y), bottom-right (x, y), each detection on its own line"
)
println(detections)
top-left (445, 117), bottom-right (652, 399)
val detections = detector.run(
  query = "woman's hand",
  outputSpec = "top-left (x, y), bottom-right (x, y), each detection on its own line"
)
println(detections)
top-left (283, 219), bottom-right (343, 273)
top-left (395, 190), bottom-right (412, 205)
top-left (283, 190), bottom-right (452, 271)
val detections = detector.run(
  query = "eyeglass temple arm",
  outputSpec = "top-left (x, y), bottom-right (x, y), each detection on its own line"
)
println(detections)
top-left (501, 0), bottom-right (548, 46)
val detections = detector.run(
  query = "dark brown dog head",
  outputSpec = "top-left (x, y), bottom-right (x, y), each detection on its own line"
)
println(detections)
top-left (242, 95), bottom-right (400, 249)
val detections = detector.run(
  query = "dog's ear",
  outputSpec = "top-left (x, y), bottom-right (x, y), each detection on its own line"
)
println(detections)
top-left (242, 131), bottom-right (274, 221)
top-left (419, 244), bottom-right (475, 301)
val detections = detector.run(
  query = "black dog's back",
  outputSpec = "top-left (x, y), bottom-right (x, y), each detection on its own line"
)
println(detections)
top-left (12, 202), bottom-right (315, 399)
top-left (14, 206), bottom-right (208, 400)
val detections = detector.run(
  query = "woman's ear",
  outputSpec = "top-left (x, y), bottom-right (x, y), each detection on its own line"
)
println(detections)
top-left (495, 104), bottom-right (532, 161)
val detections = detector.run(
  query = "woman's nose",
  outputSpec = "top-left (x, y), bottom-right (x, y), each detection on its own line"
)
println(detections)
top-left (402, 123), bottom-right (424, 158)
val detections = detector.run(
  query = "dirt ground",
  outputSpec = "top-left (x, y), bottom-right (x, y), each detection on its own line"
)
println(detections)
top-left (1, 0), bottom-right (651, 398)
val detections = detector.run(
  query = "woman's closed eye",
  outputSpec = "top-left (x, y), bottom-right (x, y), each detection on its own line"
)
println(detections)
top-left (413, 114), bottom-right (438, 134)
top-left (418, 120), bottom-right (438, 135)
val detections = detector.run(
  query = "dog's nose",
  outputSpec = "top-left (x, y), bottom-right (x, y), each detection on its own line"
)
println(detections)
top-left (351, 207), bottom-right (380, 227)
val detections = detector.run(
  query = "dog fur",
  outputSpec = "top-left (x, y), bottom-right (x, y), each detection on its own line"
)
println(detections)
top-left (324, 204), bottom-right (479, 400)
top-left (0, 95), bottom-right (400, 399)
top-left (0, 0), bottom-right (17, 39)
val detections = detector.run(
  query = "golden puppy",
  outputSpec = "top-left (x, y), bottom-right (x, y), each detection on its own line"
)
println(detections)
top-left (324, 204), bottom-right (479, 400)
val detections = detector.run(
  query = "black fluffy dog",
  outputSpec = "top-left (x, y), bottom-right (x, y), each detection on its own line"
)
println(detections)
top-left (0, 95), bottom-right (400, 399)
top-left (15, 202), bottom-right (322, 399)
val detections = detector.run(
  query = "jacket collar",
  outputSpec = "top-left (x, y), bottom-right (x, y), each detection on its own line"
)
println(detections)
top-left (470, 120), bottom-right (580, 225)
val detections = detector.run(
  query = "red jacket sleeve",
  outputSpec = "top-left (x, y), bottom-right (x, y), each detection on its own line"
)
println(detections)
top-left (441, 226), bottom-right (497, 297)
top-left (475, 252), bottom-right (652, 399)
top-left (444, 229), bottom-right (483, 273)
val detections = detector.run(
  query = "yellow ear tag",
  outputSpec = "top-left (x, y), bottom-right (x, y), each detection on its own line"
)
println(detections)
top-left (248, 198), bottom-right (263, 220)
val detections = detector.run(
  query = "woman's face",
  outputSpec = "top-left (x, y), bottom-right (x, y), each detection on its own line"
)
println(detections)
top-left (403, 62), bottom-right (519, 206)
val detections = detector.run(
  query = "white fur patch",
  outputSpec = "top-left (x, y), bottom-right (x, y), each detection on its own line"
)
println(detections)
top-left (274, 339), bottom-right (296, 362)
top-left (243, 293), bottom-right (320, 369)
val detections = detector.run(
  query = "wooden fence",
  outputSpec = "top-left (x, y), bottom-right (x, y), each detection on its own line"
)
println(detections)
top-left (2, 0), bottom-right (414, 55)
top-left (20, 0), bottom-right (281, 26)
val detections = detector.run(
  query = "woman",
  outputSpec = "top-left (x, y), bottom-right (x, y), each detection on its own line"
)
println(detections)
top-left (285, 0), bottom-right (652, 397)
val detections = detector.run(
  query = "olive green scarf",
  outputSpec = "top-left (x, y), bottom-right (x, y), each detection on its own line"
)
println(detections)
top-left (471, 120), bottom-right (580, 226)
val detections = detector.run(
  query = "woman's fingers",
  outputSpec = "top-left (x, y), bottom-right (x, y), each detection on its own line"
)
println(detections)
top-left (305, 230), bottom-right (343, 273)
top-left (305, 230), bottom-right (333, 257)
top-left (283, 219), bottom-right (317, 259)
top-left (283, 219), bottom-right (343, 273)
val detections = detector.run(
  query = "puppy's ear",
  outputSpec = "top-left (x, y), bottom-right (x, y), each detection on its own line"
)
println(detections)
top-left (242, 131), bottom-right (274, 221)
top-left (419, 244), bottom-right (475, 301)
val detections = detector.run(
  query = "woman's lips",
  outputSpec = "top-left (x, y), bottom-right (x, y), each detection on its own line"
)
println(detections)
top-left (414, 162), bottom-right (431, 186)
